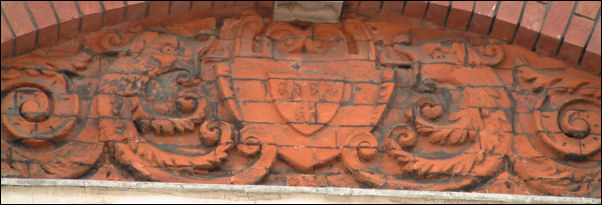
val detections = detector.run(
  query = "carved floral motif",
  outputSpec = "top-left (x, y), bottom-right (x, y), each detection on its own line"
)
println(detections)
top-left (0, 15), bottom-right (600, 197)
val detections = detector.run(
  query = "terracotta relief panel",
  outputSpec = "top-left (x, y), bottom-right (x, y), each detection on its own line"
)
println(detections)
top-left (1, 15), bottom-right (600, 198)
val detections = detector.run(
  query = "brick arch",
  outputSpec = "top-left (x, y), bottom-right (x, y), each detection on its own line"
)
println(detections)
top-left (349, 1), bottom-right (601, 74)
top-left (0, 1), bottom-right (274, 58)
top-left (1, 1), bottom-right (600, 74)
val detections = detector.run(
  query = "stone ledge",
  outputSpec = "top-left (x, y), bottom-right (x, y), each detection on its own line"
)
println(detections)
top-left (1, 178), bottom-right (600, 204)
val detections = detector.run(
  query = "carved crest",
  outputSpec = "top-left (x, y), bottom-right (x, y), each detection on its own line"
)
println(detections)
top-left (217, 16), bottom-right (394, 171)
top-left (268, 73), bottom-right (344, 135)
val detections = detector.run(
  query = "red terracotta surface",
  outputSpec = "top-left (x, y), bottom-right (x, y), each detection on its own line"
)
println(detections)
top-left (77, 1), bottom-right (103, 33)
top-left (102, 1), bottom-right (125, 27)
top-left (125, 1), bottom-right (148, 22)
top-left (357, 1), bottom-right (381, 17)
top-left (446, 1), bottom-right (474, 30)
top-left (1, 14), bottom-right (14, 59)
top-left (467, 1), bottom-right (497, 35)
top-left (535, 1), bottom-right (574, 57)
top-left (582, 19), bottom-right (601, 74)
top-left (1, 1), bottom-right (599, 74)
top-left (424, 1), bottom-right (450, 26)
top-left (381, 1), bottom-right (404, 14)
top-left (148, 1), bottom-right (170, 18)
top-left (24, 1), bottom-right (58, 48)
top-left (0, 1), bottom-right (601, 198)
top-left (489, 1), bottom-right (523, 42)
top-left (51, 1), bottom-right (80, 41)
top-left (404, 1), bottom-right (427, 19)
top-left (191, 1), bottom-right (212, 12)
top-left (514, 1), bottom-right (547, 50)
top-left (560, 15), bottom-right (596, 66)
top-left (2, 1), bottom-right (36, 55)
top-left (576, 1), bottom-right (600, 20)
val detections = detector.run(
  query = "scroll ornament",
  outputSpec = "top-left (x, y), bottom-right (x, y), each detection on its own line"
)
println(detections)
top-left (0, 16), bottom-right (599, 197)
top-left (343, 38), bottom-right (511, 190)
top-left (513, 57), bottom-right (601, 197)
top-left (1, 51), bottom-right (103, 178)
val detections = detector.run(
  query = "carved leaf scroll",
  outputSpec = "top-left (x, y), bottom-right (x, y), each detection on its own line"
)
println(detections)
top-left (1, 52), bottom-right (102, 179)
top-left (513, 57), bottom-right (601, 197)
top-left (0, 14), bottom-right (600, 198)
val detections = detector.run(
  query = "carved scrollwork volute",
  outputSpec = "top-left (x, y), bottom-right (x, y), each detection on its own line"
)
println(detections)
top-left (378, 36), bottom-right (503, 69)
top-left (93, 18), bottom-right (279, 183)
top-left (262, 17), bottom-right (375, 61)
top-left (1, 50), bottom-right (103, 179)
top-left (235, 16), bottom-right (270, 57)
top-left (513, 57), bottom-right (601, 197)
top-left (343, 38), bottom-right (511, 190)
top-left (385, 63), bottom-right (511, 190)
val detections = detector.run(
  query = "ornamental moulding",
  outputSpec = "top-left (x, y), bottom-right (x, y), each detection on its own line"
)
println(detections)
top-left (1, 14), bottom-right (600, 198)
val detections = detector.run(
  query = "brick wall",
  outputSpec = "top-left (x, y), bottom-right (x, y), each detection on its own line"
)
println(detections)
top-left (1, 1), bottom-right (600, 72)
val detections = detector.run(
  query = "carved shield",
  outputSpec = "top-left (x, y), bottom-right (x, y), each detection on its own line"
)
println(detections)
top-left (268, 73), bottom-right (344, 136)
top-left (215, 16), bottom-right (396, 171)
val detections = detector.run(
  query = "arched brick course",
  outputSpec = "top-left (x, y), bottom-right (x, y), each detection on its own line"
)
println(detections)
top-left (1, 1), bottom-right (600, 74)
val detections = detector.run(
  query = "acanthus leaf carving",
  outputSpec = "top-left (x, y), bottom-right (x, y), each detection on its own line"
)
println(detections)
top-left (378, 36), bottom-right (503, 68)
top-left (3, 52), bottom-right (92, 73)
top-left (0, 15), bottom-right (600, 198)
top-left (343, 38), bottom-right (512, 190)
top-left (513, 57), bottom-right (601, 197)
top-left (1, 50), bottom-right (102, 179)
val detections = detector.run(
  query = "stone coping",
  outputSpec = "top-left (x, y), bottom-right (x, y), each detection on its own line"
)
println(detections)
top-left (2, 178), bottom-right (600, 204)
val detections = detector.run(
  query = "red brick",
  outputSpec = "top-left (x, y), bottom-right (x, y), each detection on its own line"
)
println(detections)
top-left (191, 1), bottom-right (212, 11)
top-left (357, 1), bottom-right (381, 17)
top-left (580, 18), bottom-right (600, 73)
top-left (564, 15), bottom-right (595, 48)
top-left (581, 51), bottom-right (601, 75)
top-left (51, 1), bottom-right (81, 41)
top-left (235, 1), bottom-right (256, 8)
top-left (468, 1), bottom-right (497, 35)
top-left (404, 1), bottom-right (427, 19)
top-left (214, 1), bottom-right (234, 9)
top-left (490, 1), bottom-right (524, 41)
top-left (558, 16), bottom-right (595, 66)
top-left (25, 1), bottom-right (58, 48)
top-left (1, 14), bottom-right (14, 59)
top-left (535, 1), bottom-right (575, 57)
top-left (575, 1), bottom-right (600, 20)
top-left (514, 1), bottom-right (547, 49)
top-left (446, 1), bottom-right (473, 30)
top-left (77, 1), bottom-right (102, 32)
top-left (342, 1), bottom-right (360, 13)
top-left (102, 1), bottom-right (125, 27)
top-left (256, 1), bottom-right (273, 8)
top-left (425, 1), bottom-right (450, 26)
top-left (126, 1), bottom-right (147, 22)
top-left (2, 1), bottom-right (36, 55)
top-left (170, 1), bottom-right (190, 15)
top-left (381, 1), bottom-right (404, 13)
top-left (148, 1), bottom-right (170, 18)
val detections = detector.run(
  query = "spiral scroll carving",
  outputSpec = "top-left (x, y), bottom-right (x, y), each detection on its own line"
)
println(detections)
top-left (513, 59), bottom-right (601, 197)
top-left (1, 58), bottom-right (103, 179)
